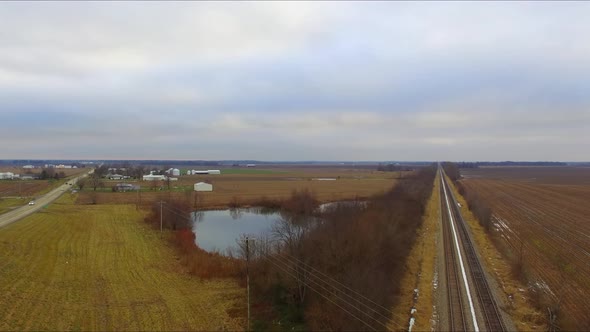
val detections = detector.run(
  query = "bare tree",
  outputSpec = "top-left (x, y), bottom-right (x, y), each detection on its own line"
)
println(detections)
top-left (272, 216), bottom-right (312, 303)
top-left (77, 178), bottom-right (87, 191)
top-left (90, 175), bottom-right (103, 191)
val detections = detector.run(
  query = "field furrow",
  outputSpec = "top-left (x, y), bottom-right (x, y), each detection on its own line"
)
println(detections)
top-left (0, 195), bottom-right (244, 331)
top-left (461, 170), bottom-right (590, 330)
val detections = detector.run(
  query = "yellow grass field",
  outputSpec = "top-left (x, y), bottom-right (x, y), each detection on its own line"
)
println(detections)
top-left (0, 195), bottom-right (244, 331)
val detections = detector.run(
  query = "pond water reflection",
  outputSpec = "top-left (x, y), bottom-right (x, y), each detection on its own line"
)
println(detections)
top-left (191, 208), bottom-right (283, 253)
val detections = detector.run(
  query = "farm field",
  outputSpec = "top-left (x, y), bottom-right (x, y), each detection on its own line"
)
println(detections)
top-left (77, 167), bottom-right (400, 208)
top-left (0, 194), bottom-right (244, 331)
top-left (0, 198), bottom-right (28, 215)
top-left (460, 167), bottom-right (590, 330)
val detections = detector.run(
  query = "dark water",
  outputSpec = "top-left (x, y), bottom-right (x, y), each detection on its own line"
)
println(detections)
top-left (191, 208), bottom-right (282, 253)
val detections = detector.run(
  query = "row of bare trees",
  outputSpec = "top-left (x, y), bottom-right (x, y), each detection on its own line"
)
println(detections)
top-left (442, 162), bottom-right (493, 232)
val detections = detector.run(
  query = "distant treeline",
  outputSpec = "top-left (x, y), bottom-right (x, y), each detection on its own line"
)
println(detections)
top-left (455, 161), bottom-right (567, 168)
top-left (376, 163), bottom-right (413, 172)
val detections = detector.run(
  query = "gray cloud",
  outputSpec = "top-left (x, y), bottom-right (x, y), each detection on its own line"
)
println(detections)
top-left (0, 2), bottom-right (589, 161)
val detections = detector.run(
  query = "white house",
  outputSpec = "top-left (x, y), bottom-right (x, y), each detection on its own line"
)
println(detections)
top-left (194, 182), bottom-right (213, 192)
top-left (0, 172), bottom-right (15, 180)
top-left (142, 174), bottom-right (167, 181)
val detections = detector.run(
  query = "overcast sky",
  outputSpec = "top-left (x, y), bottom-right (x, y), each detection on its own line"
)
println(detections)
top-left (1, 2), bottom-right (589, 161)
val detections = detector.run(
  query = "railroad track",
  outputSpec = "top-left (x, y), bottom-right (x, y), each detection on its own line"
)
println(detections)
top-left (441, 182), bottom-right (467, 331)
top-left (440, 168), bottom-right (506, 331)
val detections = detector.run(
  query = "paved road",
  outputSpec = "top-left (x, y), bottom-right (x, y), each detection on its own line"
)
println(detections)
top-left (0, 170), bottom-right (92, 229)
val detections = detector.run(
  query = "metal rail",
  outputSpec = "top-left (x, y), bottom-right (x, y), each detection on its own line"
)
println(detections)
top-left (443, 172), bottom-right (506, 332)
top-left (441, 181), bottom-right (468, 331)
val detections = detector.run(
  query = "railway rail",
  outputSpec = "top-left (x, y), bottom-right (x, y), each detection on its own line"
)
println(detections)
top-left (441, 181), bottom-right (467, 331)
top-left (440, 167), bottom-right (506, 331)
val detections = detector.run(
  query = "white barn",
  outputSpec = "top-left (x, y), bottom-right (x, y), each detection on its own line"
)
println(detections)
top-left (194, 182), bottom-right (213, 192)
top-left (0, 172), bottom-right (15, 180)
top-left (172, 168), bottom-right (181, 176)
top-left (142, 174), bottom-right (167, 181)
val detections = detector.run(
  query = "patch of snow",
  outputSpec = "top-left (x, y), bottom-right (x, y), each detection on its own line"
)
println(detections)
top-left (408, 317), bottom-right (416, 332)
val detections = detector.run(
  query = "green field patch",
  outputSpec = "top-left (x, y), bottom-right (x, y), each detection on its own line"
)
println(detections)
top-left (0, 198), bottom-right (26, 214)
top-left (220, 168), bottom-right (284, 175)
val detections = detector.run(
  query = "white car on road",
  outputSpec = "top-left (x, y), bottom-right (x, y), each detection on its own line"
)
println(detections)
top-left (28, 201), bottom-right (35, 206)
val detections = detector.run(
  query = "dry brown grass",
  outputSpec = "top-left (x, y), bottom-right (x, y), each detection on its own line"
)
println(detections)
top-left (388, 172), bottom-right (439, 331)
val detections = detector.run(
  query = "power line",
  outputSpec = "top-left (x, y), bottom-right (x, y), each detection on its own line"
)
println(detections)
top-left (263, 253), bottom-right (379, 331)
top-left (266, 253), bottom-right (403, 331)
top-left (280, 252), bottom-right (408, 328)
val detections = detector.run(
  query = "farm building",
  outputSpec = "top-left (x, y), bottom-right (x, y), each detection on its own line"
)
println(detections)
top-left (107, 174), bottom-right (124, 180)
top-left (188, 170), bottom-right (221, 175)
top-left (0, 172), bottom-right (15, 180)
top-left (142, 174), bottom-right (167, 181)
top-left (113, 183), bottom-right (140, 192)
top-left (194, 182), bottom-right (213, 192)
top-left (172, 169), bottom-right (180, 176)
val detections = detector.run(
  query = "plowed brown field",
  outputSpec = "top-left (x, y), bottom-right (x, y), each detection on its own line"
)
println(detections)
top-left (461, 167), bottom-right (590, 330)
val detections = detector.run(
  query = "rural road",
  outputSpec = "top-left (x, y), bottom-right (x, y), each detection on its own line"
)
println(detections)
top-left (0, 170), bottom-right (93, 229)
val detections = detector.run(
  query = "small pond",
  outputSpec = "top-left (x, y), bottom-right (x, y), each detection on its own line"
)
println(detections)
top-left (191, 201), bottom-right (367, 254)
top-left (191, 208), bottom-right (284, 254)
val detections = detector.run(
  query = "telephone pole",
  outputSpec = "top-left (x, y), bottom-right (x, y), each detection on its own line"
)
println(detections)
top-left (246, 236), bottom-right (254, 331)
top-left (160, 201), bottom-right (164, 238)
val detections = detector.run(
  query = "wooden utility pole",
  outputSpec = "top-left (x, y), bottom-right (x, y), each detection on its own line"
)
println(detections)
top-left (246, 236), bottom-right (250, 331)
top-left (160, 201), bottom-right (164, 238)
top-left (246, 236), bottom-right (253, 331)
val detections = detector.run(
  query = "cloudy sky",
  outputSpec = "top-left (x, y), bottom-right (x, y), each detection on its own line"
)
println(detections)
top-left (1, 2), bottom-right (589, 161)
